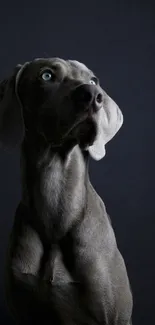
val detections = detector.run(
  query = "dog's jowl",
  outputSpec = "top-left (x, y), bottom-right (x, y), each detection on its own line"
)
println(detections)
top-left (0, 58), bottom-right (133, 324)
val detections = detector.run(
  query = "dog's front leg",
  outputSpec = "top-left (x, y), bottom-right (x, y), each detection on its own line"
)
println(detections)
top-left (5, 203), bottom-right (58, 324)
top-left (69, 227), bottom-right (132, 325)
top-left (63, 191), bottom-right (133, 325)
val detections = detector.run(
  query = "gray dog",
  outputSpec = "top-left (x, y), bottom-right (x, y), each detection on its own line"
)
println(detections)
top-left (0, 58), bottom-right (133, 325)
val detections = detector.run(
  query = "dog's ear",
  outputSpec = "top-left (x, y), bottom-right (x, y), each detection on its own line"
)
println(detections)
top-left (88, 91), bottom-right (123, 160)
top-left (0, 63), bottom-right (28, 150)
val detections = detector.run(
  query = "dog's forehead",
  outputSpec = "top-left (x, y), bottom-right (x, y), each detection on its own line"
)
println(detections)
top-left (67, 60), bottom-right (93, 77)
top-left (31, 57), bottom-right (67, 70)
top-left (31, 58), bottom-right (93, 78)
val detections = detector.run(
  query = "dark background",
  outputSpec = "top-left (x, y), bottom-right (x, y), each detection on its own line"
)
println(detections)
top-left (0, 0), bottom-right (154, 324)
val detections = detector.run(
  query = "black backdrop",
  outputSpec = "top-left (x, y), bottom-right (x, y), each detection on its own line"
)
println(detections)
top-left (0, 1), bottom-right (155, 324)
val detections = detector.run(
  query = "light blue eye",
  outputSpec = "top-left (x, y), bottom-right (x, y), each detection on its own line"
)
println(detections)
top-left (41, 71), bottom-right (53, 81)
top-left (89, 77), bottom-right (98, 85)
top-left (89, 79), bottom-right (96, 85)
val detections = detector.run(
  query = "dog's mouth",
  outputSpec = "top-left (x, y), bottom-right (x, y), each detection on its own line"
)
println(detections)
top-left (39, 107), bottom-right (98, 148)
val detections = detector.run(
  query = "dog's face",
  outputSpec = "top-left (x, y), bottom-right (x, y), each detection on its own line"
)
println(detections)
top-left (0, 58), bottom-right (123, 160)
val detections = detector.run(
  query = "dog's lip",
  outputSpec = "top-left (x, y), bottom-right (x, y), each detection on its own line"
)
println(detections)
top-left (53, 112), bottom-right (94, 146)
top-left (38, 107), bottom-right (98, 147)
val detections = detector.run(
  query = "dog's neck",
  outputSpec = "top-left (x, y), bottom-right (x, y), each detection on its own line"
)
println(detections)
top-left (20, 135), bottom-right (89, 240)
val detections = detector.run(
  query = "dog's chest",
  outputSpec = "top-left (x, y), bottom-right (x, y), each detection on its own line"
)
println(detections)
top-left (34, 155), bottom-right (64, 221)
top-left (34, 150), bottom-right (85, 236)
top-left (41, 156), bottom-right (63, 210)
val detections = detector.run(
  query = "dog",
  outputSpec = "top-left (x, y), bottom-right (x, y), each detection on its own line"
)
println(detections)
top-left (0, 58), bottom-right (133, 324)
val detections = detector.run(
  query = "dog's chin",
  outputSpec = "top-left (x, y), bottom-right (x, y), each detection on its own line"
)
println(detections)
top-left (40, 113), bottom-right (97, 149)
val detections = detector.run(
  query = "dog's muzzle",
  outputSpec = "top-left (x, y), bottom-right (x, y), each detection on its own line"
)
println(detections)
top-left (71, 84), bottom-right (103, 113)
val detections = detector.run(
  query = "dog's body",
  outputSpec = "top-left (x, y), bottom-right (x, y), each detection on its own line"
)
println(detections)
top-left (0, 58), bottom-right (133, 324)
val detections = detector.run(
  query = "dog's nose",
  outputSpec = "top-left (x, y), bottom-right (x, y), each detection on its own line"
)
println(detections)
top-left (71, 84), bottom-right (103, 111)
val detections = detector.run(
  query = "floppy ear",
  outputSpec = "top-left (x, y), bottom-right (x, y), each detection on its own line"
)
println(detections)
top-left (0, 63), bottom-right (28, 150)
top-left (88, 91), bottom-right (123, 161)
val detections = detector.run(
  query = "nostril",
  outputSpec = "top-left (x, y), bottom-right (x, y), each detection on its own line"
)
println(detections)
top-left (96, 93), bottom-right (103, 104)
top-left (71, 85), bottom-right (102, 111)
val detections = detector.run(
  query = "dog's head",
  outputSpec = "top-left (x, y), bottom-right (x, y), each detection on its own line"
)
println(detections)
top-left (0, 58), bottom-right (123, 160)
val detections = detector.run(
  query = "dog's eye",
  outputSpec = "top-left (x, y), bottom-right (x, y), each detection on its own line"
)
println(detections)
top-left (89, 77), bottom-right (98, 85)
top-left (41, 71), bottom-right (54, 81)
